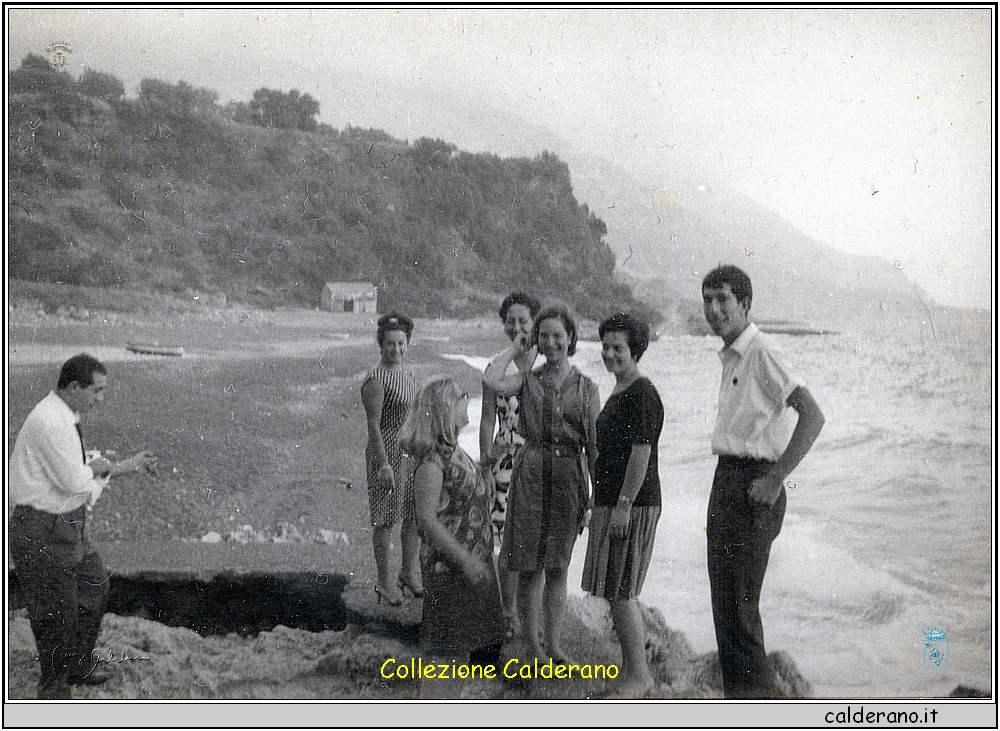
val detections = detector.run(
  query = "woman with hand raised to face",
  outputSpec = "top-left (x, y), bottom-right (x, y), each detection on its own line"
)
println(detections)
top-left (483, 303), bottom-right (599, 665)
top-left (361, 312), bottom-right (422, 607)
top-left (478, 291), bottom-right (542, 639)
top-left (399, 375), bottom-right (504, 698)
top-left (582, 313), bottom-right (663, 697)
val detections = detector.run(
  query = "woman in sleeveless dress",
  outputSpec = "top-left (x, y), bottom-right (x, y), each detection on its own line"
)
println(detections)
top-left (361, 312), bottom-right (422, 606)
top-left (401, 375), bottom-right (504, 698)
top-left (478, 291), bottom-right (540, 636)
top-left (483, 304), bottom-right (599, 664)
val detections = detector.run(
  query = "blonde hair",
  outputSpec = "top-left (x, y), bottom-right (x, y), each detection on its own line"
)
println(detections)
top-left (398, 375), bottom-right (464, 462)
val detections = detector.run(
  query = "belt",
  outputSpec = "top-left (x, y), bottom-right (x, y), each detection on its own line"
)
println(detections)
top-left (526, 443), bottom-right (580, 458)
top-left (717, 454), bottom-right (775, 468)
top-left (12, 504), bottom-right (86, 521)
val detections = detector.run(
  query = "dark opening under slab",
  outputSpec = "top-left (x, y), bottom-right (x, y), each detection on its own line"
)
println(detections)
top-left (11, 570), bottom-right (350, 636)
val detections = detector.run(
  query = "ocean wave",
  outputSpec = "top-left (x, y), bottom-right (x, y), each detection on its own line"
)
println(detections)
top-left (819, 427), bottom-right (987, 457)
top-left (910, 434), bottom-right (991, 455)
top-left (793, 588), bottom-right (909, 627)
top-left (820, 426), bottom-right (892, 451)
top-left (850, 590), bottom-right (907, 625)
top-left (439, 353), bottom-right (491, 371)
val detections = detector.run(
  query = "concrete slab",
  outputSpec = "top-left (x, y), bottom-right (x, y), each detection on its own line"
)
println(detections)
top-left (98, 540), bottom-right (353, 581)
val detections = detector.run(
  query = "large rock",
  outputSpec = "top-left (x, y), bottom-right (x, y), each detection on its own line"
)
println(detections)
top-left (563, 597), bottom-right (813, 699)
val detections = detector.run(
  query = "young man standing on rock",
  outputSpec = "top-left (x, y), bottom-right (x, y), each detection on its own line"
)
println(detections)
top-left (701, 265), bottom-right (825, 698)
top-left (9, 354), bottom-right (156, 699)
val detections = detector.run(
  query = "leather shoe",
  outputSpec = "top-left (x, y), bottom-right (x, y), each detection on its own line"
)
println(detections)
top-left (68, 666), bottom-right (110, 686)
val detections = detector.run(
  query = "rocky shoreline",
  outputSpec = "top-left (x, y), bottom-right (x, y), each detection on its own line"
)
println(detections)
top-left (7, 594), bottom-right (813, 700)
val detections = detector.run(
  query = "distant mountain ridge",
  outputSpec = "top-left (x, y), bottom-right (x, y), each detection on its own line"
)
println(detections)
top-left (565, 155), bottom-right (944, 334)
top-left (454, 96), bottom-right (948, 334)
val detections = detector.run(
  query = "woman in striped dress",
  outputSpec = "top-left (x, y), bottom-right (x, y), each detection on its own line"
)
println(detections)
top-left (361, 312), bottom-right (422, 606)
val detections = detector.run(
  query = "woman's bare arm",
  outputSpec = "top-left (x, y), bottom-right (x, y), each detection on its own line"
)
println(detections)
top-left (361, 377), bottom-right (393, 488)
top-left (479, 382), bottom-right (498, 468)
top-left (608, 443), bottom-right (652, 538)
top-left (483, 336), bottom-right (530, 395)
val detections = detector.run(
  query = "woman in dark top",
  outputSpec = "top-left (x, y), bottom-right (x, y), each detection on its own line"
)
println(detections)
top-left (582, 313), bottom-right (663, 696)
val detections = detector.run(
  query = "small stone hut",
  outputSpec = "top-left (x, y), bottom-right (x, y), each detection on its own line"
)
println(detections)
top-left (321, 282), bottom-right (377, 313)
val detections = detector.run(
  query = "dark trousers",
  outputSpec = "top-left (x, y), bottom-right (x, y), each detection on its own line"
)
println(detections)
top-left (10, 505), bottom-right (109, 700)
top-left (706, 456), bottom-right (786, 699)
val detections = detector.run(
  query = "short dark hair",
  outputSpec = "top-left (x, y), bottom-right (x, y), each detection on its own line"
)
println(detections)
top-left (376, 311), bottom-right (414, 345)
top-left (599, 313), bottom-right (650, 362)
top-left (702, 265), bottom-right (753, 308)
top-left (57, 354), bottom-right (107, 390)
top-left (498, 291), bottom-right (541, 321)
top-left (532, 304), bottom-right (579, 357)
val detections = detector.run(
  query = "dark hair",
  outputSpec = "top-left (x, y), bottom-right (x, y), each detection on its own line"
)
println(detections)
top-left (532, 304), bottom-right (579, 357)
top-left (702, 265), bottom-right (753, 308)
top-left (376, 311), bottom-right (414, 345)
top-left (599, 313), bottom-right (650, 362)
top-left (57, 354), bottom-right (107, 390)
top-left (498, 291), bottom-right (541, 322)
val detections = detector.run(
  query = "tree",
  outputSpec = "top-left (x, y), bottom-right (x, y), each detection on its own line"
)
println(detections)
top-left (9, 53), bottom-right (74, 97)
top-left (78, 69), bottom-right (125, 103)
top-left (248, 88), bottom-right (320, 131)
top-left (137, 78), bottom-right (219, 118)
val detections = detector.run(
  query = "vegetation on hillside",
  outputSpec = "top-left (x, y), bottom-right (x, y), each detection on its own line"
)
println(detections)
top-left (8, 55), bottom-right (656, 322)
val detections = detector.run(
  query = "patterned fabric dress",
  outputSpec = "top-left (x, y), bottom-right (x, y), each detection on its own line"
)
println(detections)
top-left (418, 445), bottom-right (504, 653)
top-left (363, 365), bottom-right (418, 527)
top-left (490, 360), bottom-right (527, 538)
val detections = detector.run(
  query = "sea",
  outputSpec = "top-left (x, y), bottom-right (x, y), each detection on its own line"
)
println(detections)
top-left (448, 310), bottom-right (993, 698)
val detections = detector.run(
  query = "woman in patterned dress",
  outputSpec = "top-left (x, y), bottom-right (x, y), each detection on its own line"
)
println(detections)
top-left (361, 312), bottom-right (422, 606)
top-left (483, 304), bottom-right (599, 663)
top-left (400, 375), bottom-right (504, 698)
top-left (478, 291), bottom-right (541, 636)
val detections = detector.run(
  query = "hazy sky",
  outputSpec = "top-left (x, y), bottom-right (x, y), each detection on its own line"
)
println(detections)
top-left (7, 7), bottom-right (993, 308)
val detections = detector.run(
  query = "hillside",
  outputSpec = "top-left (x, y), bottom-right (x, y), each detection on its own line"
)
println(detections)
top-left (7, 55), bottom-right (654, 322)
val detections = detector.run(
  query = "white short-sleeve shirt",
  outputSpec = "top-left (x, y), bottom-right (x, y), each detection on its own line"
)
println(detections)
top-left (711, 323), bottom-right (804, 462)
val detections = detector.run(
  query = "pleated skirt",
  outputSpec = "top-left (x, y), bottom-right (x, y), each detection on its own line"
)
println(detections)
top-left (581, 504), bottom-right (661, 601)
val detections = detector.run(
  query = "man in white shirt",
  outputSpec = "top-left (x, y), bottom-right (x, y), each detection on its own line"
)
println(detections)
top-left (702, 266), bottom-right (825, 698)
top-left (9, 354), bottom-right (155, 699)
